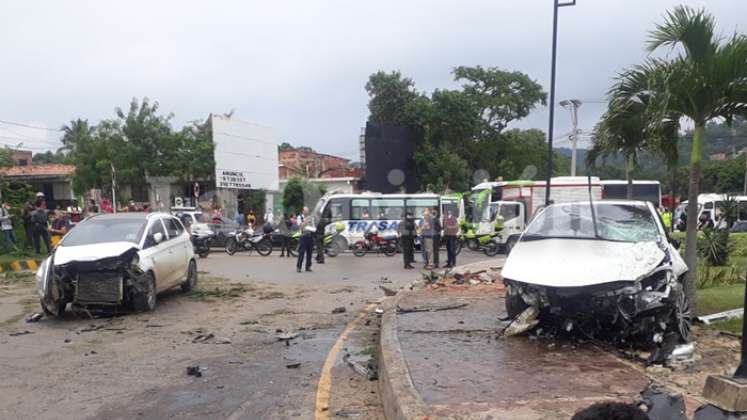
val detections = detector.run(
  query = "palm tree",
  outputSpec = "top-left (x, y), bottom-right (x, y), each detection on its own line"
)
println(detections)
top-left (621, 6), bottom-right (747, 309)
top-left (60, 119), bottom-right (94, 154)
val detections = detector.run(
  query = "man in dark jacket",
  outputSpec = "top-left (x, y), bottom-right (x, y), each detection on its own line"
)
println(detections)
top-left (431, 208), bottom-right (442, 268)
top-left (30, 203), bottom-right (51, 254)
top-left (399, 211), bottom-right (415, 269)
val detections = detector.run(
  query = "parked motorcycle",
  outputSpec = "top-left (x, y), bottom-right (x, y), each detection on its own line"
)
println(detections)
top-left (225, 229), bottom-right (273, 256)
top-left (286, 230), bottom-right (345, 257)
top-left (191, 231), bottom-right (214, 258)
top-left (353, 231), bottom-right (397, 257)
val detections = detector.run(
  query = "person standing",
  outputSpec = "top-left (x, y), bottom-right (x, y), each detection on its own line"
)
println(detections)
top-left (421, 209), bottom-right (434, 269)
top-left (431, 208), bottom-right (442, 269)
top-left (30, 202), bottom-right (51, 254)
top-left (444, 210), bottom-right (459, 268)
top-left (399, 211), bottom-right (415, 269)
top-left (234, 210), bottom-right (245, 226)
top-left (264, 208), bottom-right (274, 225)
top-left (0, 201), bottom-right (16, 251)
top-left (315, 210), bottom-right (330, 265)
top-left (296, 207), bottom-right (314, 272)
top-left (277, 213), bottom-right (292, 257)
top-left (22, 201), bottom-right (34, 251)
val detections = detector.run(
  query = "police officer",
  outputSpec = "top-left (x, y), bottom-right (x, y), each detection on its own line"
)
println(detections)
top-left (297, 207), bottom-right (315, 272)
top-left (399, 211), bottom-right (415, 269)
top-left (315, 208), bottom-right (331, 264)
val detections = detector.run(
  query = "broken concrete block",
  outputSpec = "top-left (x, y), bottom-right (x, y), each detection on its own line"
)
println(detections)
top-left (703, 375), bottom-right (747, 413)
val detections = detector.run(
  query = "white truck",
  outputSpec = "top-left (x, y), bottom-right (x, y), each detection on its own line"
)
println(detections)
top-left (471, 176), bottom-right (603, 253)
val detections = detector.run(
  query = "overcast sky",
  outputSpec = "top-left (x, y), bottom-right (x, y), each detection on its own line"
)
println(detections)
top-left (1, 1), bottom-right (746, 159)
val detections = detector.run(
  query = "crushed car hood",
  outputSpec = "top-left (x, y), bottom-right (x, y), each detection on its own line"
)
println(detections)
top-left (54, 242), bottom-right (139, 266)
top-left (502, 239), bottom-right (666, 288)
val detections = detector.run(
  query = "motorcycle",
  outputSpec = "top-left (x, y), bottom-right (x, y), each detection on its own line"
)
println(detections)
top-left (286, 230), bottom-right (345, 257)
top-left (191, 231), bottom-right (214, 258)
top-left (224, 228), bottom-right (273, 256)
top-left (353, 231), bottom-right (398, 257)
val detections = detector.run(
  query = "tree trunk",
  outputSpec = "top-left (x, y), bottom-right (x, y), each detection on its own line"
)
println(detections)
top-left (684, 124), bottom-right (704, 312)
top-left (625, 156), bottom-right (633, 200)
top-left (669, 166), bottom-right (677, 234)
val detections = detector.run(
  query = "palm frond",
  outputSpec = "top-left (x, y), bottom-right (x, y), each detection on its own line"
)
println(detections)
top-left (647, 5), bottom-right (718, 64)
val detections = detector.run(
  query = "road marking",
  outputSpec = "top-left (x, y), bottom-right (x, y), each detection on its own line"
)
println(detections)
top-left (315, 303), bottom-right (377, 420)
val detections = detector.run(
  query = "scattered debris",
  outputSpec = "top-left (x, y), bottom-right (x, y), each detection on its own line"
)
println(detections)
top-left (186, 365), bottom-right (203, 378)
top-left (64, 338), bottom-right (71, 343)
top-left (9, 330), bottom-right (33, 337)
top-left (694, 403), bottom-right (744, 420)
top-left (285, 362), bottom-right (301, 369)
top-left (332, 307), bottom-right (347, 314)
top-left (213, 337), bottom-right (232, 345)
top-left (192, 333), bottom-right (215, 343)
top-left (499, 306), bottom-right (540, 338)
top-left (276, 332), bottom-right (299, 342)
top-left (668, 343), bottom-right (696, 362)
top-left (397, 303), bottom-right (468, 314)
top-left (145, 324), bottom-right (164, 328)
top-left (80, 324), bottom-right (106, 333)
top-left (697, 308), bottom-right (744, 325)
top-left (343, 353), bottom-right (378, 380)
top-left (26, 313), bottom-right (43, 323)
top-left (334, 409), bottom-right (361, 418)
top-left (379, 276), bottom-right (391, 284)
top-left (239, 320), bottom-right (258, 325)
top-left (379, 285), bottom-right (397, 296)
top-left (374, 308), bottom-right (384, 315)
top-left (638, 384), bottom-right (686, 420)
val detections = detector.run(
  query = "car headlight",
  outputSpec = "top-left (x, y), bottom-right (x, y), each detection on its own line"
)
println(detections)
top-left (130, 254), bottom-right (142, 272)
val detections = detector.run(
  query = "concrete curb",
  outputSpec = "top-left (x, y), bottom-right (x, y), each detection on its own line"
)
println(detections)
top-left (0, 259), bottom-right (41, 273)
top-left (377, 291), bottom-right (431, 420)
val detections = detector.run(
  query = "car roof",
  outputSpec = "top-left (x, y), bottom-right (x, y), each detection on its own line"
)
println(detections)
top-left (88, 212), bottom-right (174, 221)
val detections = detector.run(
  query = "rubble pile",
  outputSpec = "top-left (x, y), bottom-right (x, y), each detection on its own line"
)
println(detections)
top-left (409, 268), bottom-right (503, 290)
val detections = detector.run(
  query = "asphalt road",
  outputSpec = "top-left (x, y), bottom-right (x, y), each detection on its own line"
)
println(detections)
top-left (0, 247), bottom-right (500, 420)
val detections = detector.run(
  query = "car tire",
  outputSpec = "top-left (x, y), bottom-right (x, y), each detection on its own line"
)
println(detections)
top-left (225, 237), bottom-right (238, 255)
top-left (132, 273), bottom-right (157, 312)
top-left (181, 260), bottom-right (198, 293)
top-left (673, 286), bottom-right (692, 343)
top-left (40, 298), bottom-right (66, 318)
top-left (505, 287), bottom-right (528, 319)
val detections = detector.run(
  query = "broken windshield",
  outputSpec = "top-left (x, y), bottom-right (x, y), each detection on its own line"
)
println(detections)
top-left (524, 203), bottom-right (659, 243)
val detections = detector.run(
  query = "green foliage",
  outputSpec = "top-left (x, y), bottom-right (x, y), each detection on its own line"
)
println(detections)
top-left (278, 142), bottom-right (294, 151)
top-left (63, 99), bottom-right (217, 194)
top-left (697, 229), bottom-right (730, 266)
top-left (282, 177), bottom-right (305, 215)
top-left (31, 150), bottom-right (65, 165)
top-left (0, 148), bottom-right (15, 168)
top-left (696, 283), bottom-right (745, 316)
top-left (365, 66), bottom-right (548, 188)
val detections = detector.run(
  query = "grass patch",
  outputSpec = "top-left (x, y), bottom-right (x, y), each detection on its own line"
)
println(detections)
top-left (329, 286), bottom-right (355, 294)
top-left (709, 317), bottom-right (742, 335)
top-left (0, 271), bottom-right (35, 286)
top-left (258, 291), bottom-right (286, 300)
top-left (696, 283), bottom-right (745, 316)
top-left (189, 276), bottom-right (254, 301)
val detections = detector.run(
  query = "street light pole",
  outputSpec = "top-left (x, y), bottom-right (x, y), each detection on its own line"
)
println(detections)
top-left (544, 0), bottom-right (577, 206)
top-left (560, 99), bottom-right (582, 176)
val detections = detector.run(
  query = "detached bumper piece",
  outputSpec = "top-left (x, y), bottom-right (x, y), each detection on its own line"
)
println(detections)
top-left (74, 272), bottom-right (124, 305)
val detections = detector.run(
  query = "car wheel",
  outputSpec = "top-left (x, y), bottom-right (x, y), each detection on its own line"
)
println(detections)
top-left (132, 273), bottom-right (157, 312)
top-left (353, 242), bottom-right (367, 257)
top-left (40, 298), bottom-right (66, 318)
top-left (225, 238), bottom-right (238, 255)
top-left (255, 238), bottom-right (273, 256)
top-left (673, 288), bottom-right (692, 342)
top-left (181, 260), bottom-right (198, 292)
top-left (505, 287), bottom-right (528, 319)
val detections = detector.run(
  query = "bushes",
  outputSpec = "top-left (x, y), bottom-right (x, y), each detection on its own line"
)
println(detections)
top-left (672, 231), bottom-right (747, 287)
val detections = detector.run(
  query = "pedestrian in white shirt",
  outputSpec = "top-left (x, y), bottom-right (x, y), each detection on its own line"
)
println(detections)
top-left (0, 201), bottom-right (16, 250)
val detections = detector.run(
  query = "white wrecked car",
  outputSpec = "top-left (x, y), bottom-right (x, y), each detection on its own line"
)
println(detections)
top-left (36, 213), bottom-right (198, 317)
top-left (502, 200), bottom-right (690, 345)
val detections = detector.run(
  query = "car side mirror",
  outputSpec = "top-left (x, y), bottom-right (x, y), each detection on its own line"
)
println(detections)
top-left (669, 238), bottom-right (681, 249)
top-left (153, 232), bottom-right (164, 244)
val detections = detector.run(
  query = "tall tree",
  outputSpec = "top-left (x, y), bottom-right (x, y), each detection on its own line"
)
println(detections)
top-left (622, 6), bottom-right (747, 308)
top-left (365, 70), bottom-right (419, 125)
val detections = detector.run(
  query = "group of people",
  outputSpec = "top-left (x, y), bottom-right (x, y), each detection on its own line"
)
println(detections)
top-left (0, 194), bottom-right (77, 254)
top-left (398, 208), bottom-right (460, 270)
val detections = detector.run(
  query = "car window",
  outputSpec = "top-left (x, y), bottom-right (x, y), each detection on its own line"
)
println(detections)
top-left (145, 219), bottom-right (167, 248)
top-left (164, 218), bottom-right (182, 239)
top-left (61, 218), bottom-right (146, 247)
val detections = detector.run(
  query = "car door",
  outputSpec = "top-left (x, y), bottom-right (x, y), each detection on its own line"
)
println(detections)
top-left (140, 217), bottom-right (172, 293)
top-left (164, 216), bottom-right (190, 280)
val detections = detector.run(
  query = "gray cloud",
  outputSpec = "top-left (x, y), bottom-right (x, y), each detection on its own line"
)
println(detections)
top-left (1, 0), bottom-right (745, 157)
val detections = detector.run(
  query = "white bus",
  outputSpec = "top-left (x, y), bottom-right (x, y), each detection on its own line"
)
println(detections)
top-left (312, 192), bottom-right (455, 249)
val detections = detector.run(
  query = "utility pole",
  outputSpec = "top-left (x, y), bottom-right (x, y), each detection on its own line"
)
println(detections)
top-left (560, 99), bottom-right (582, 176)
top-left (544, 0), bottom-right (577, 205)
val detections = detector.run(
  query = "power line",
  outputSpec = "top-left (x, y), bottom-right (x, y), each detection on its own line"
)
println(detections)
top-left (0, 119), bottom-right (62, 132)
top-left (0, 135), bottom-right (61, 147)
